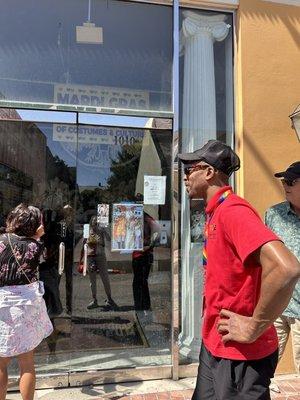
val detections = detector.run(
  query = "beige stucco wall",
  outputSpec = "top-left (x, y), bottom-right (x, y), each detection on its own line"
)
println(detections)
top-left (235, 0), bottom-right (300, 373)
top-left (235, 0), bottom-right (300, 212)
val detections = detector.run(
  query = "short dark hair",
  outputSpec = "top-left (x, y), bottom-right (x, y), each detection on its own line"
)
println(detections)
top-left (6, 203), bottom-right (42, 237)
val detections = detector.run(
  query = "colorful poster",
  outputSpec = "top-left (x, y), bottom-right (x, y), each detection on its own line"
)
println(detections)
top-left (97, 204), bottom-right (109, 227)
top-left (112, 203), bottom-right (144, 251)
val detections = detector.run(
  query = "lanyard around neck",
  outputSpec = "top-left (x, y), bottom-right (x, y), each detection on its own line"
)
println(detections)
top-left (202, 189), bottom-right (232, 267)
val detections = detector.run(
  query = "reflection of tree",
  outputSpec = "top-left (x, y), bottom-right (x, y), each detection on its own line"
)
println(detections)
top-left (34, 151), bottom-right (76, 210)
top-left (43, 178), bottom-right (73, 209)
top-left (76, 144), bottom-right (142, 222)
top-left (106, 143), bottom-right (142, 202)
top-left (47, 154), bottom-right (76, 188)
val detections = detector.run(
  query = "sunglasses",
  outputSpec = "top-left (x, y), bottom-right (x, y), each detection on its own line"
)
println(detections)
top-left (184, 164), bottom-right (209, 177)
top-left (281, 178), bottom-right (299, 187)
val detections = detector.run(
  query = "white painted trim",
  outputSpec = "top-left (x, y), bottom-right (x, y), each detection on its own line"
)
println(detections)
top-left (123, 0), bottom-right (240, 9)
top-left (263, 0), bottom-right (300, 6)
top-left (180, 0), bottom-right (238, 10)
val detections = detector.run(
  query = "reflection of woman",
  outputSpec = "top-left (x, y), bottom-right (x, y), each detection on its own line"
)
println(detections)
top-left (81, 216), bottom-right (118, 310)
top-left (0, 204), bottom-right (53, 400)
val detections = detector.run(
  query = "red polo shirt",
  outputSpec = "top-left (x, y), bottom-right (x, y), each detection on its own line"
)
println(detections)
top-left (202, 186), bottom-right (279, 360)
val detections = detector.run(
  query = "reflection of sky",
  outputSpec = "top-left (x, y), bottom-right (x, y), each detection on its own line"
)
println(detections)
top-left (35, 122), bottom-right (144, 187)
top-left (0, 0), bottom-right (172, 110)
top-left (17, 109), bottom-right (153, 129)
top-left (79, 113), bottom-right (152, 128)
top-left (17, 109), bottom-right (76, 124)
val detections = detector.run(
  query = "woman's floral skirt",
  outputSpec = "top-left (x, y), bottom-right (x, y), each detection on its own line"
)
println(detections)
top-left (0, 281), bottom-right (53, 357)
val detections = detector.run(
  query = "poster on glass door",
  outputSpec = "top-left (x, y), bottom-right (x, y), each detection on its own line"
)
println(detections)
top-left (97, 204), bottom-right (109, 227)
top-left (111, 203), bottom-right (144, 252)
top-left (190, 199), bottom-right (205, 243)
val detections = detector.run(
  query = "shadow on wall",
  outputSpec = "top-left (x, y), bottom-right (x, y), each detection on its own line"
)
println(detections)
top-left (238, 0), bottom-right (300, 49)
top-left (238, 132), bottom-right (284, 196)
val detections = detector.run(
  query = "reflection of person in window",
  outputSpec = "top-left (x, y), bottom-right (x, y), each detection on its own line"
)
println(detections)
top-left (134, 221), bottom-right (142, 249)
top-left (39, 209), bottom-right (63, 319)
top-left (132, 194), bottom-right (160, 311)
top-left (81, 216), bottom-right (118, 310)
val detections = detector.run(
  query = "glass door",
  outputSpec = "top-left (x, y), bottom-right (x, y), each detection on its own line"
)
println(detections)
top-left (1, 109), bottom-right (174, 386)
top-left (70, 120), bottom-right (173, 373)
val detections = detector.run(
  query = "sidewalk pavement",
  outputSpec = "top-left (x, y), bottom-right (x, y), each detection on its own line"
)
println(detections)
top-left (6, 374), bottom-right (300, 400)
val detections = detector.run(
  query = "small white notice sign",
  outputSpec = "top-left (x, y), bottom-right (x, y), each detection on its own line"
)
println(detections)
top-left (144, 175), bottom-right (166, 205)
top-left (83, 224), bottom-right (90, 239)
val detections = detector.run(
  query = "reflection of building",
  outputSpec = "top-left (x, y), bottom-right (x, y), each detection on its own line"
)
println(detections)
top-left (0, 113), bottom-right (46, 213)
top-left (0, 163), bottom-right (33, 215)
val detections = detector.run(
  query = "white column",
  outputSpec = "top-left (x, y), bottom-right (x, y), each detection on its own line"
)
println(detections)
top-left (179, 12), bottom-right (230, 360)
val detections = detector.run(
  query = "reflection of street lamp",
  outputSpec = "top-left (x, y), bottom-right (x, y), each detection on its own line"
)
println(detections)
top-left (289, 104), bottom-right (300, 142)
top-left (76, 0), bottom-right (103, 44)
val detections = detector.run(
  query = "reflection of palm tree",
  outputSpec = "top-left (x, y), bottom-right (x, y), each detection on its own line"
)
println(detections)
top-left (34, 178), bottom-right (73, 210)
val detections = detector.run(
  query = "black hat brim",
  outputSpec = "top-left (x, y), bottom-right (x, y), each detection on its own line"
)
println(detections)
top-left (274, 171), bottom-right (299, 180)
top-left (178, 152), bottom-right (203, 164)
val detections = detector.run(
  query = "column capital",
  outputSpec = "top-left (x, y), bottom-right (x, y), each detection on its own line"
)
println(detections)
top-left (182, 11), bottom-right (230, 42)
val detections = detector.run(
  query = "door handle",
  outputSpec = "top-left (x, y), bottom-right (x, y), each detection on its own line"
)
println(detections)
top-left (58, 242), bottom-right (65, 275)
top-left (83, 243), bottom-right (88, 277)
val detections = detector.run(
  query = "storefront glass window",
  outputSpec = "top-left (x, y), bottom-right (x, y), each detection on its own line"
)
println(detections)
top-left (178, 9), bottom-right (234, 364)
top-left (0, 1), bottom-right (172, 115)
top-left (0, 111), bottom-right (172, 376)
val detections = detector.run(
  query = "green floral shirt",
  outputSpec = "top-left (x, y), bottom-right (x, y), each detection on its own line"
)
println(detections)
top-left (265, 201), bottom-right (300, 318)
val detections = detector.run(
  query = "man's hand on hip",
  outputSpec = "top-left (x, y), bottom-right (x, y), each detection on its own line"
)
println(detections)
top-left (217, 309), bottom-right (260, 344)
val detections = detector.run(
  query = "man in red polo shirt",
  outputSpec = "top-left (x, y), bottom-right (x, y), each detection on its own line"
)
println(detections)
top-left (178, 140), bottom-right (300, 400)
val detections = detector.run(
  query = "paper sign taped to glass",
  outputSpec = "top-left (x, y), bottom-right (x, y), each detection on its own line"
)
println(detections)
top-left (144, 175), bottom-right (166, 205)
top-left (111, 203), bottom-right (144, 252)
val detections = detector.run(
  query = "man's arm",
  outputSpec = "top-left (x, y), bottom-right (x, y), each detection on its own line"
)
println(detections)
top-left (217, 240), bottom-right (300, 343)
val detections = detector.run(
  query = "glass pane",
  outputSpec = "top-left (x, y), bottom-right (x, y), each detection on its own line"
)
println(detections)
top-left (0, 120), bottom-right (77, 376)
top-left (0, 1), bottom-right (172, 115)
top-left (78, 113), bottom-right (173, 129)
top-left (73, 124), bottom-right (172, 370)
top-left (178, 10), bottom-right (234, 364)
top-left (16, 110), bottom-right (77, 124)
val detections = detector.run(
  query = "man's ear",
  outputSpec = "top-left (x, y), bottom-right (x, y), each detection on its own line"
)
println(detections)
top-left (205, 166), bottom-right (216, 181)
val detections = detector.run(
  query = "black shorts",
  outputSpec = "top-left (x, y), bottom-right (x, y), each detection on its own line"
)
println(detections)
top-left (192, 344), bottom-right (278, 400)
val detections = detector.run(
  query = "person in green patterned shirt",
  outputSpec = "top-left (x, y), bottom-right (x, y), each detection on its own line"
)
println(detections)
top-left (265, 161), bottom-right (300, 385)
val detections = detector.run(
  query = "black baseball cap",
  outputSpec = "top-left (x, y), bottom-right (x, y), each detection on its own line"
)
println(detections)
top-left (178, 140), bottom-right (240, 177)
top-left (274, 161), bottom-right (300, 180)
